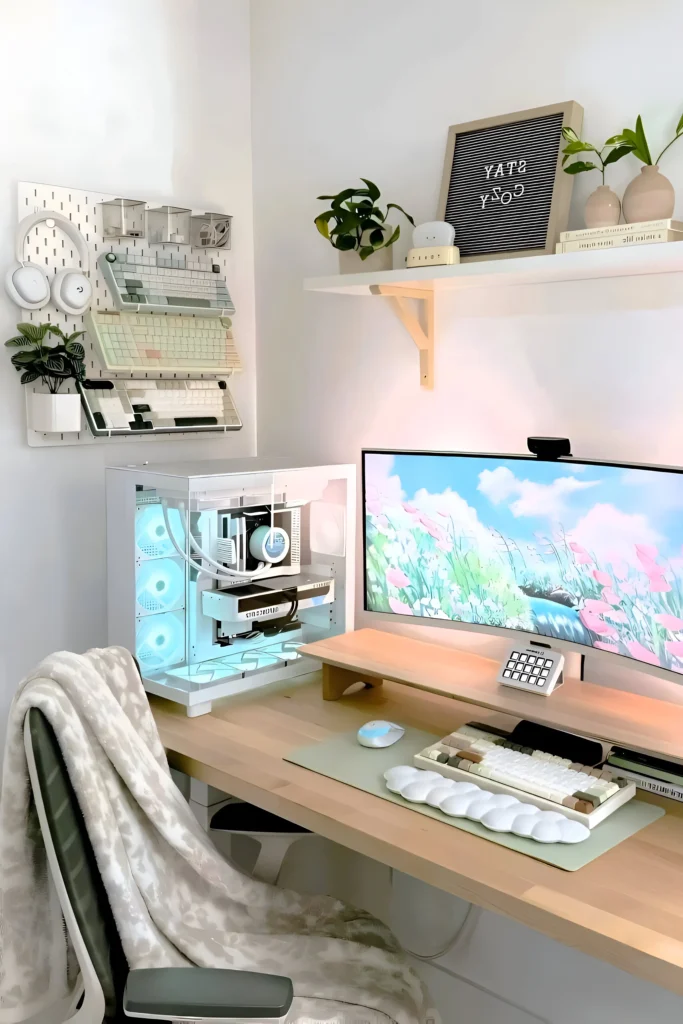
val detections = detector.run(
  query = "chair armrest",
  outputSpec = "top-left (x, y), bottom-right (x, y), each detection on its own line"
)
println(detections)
top-left (123, 967), bottom-right (293, 1021)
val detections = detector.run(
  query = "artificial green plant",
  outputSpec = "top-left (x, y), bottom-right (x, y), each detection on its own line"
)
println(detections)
top-left (314, 178), bottom-right (414, 259)
top-left (561, 128), bottom-right (632, 182)
top-left (5, 322), bottom-right (86, 393)
top-left (610, 111), bottom-right (683, 166)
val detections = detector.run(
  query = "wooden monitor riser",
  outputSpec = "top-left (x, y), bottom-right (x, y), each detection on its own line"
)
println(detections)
top-left (299, 628), bottom-right (683, 763)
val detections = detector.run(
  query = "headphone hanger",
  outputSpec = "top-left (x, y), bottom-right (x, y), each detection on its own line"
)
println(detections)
top-left (15, 210), bottom-right (90, 273)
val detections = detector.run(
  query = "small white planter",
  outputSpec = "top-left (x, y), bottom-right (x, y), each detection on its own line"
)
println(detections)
top-left (28, 391), bottom-right (82, 433)
top-left (339, 246), bottom-right (394, 274)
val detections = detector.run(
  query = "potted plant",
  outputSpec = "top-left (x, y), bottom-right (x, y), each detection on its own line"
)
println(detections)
top-left (6, 322), bottom-right (86, 432)
top-left (561, 128), bottom-right (632, 227)
top-left (314, 178), bottom-right (414, 273)
top-left (611, 112), bottom-right (683, 223)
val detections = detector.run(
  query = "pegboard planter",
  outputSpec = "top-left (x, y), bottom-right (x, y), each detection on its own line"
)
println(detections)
top-left (27, 391), bottom-right (82, 433)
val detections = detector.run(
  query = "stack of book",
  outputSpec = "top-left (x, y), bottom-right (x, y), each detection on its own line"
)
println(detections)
top-left (556, 218), bottom-right (683, 253)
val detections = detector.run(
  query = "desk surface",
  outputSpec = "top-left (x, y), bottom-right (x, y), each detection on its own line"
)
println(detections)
top-left (152, 674), bottom-right (683, 997)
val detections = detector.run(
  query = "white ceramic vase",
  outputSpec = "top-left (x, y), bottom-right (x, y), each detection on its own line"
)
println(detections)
top-left (584, 185), bottom-right (621, 228)
top-left (622, 165), bottom-right (675, 224)
top-left (28, 391), bottom-right (82, 433)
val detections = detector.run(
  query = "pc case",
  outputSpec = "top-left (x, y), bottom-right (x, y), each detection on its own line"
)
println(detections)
top-left (106, 458), bottom-right (355, 715)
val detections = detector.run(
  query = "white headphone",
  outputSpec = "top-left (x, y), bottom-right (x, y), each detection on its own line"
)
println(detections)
top-left (5, 210), bottom-right (92, 315)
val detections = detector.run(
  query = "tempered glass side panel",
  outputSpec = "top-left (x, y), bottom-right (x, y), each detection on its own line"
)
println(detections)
top-left (107, 461), bottom-right (355, 712)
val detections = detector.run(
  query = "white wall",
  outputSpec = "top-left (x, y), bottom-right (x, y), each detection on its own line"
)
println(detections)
top-left (0, 0), bottom-right (256, 737)
top-left (250, 1), bottom-right (683, 1020)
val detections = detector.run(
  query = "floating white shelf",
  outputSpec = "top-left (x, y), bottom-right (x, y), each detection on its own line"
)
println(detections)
top-left (304, 242), bottom-right (683, 388)
top-left (304, 241), bottom-right (683, 295)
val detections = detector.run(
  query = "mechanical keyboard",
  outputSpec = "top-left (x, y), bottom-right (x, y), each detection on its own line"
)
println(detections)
top-left (415, 723), bottom-right (635, 827)
top-left (86, 310), bottom-right (242, 374)
top-left (79, 379), bottom-right (242, 435)
top-left (99, 251), bottom-right (235, 315)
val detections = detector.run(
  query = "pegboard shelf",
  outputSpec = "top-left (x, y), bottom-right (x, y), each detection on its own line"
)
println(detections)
top-left (12, 181), bottom-right (241, 447)
top-left (304, 242), bottom-right (683, 388)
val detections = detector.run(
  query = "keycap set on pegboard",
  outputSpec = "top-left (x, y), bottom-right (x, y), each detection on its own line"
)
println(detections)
top-left (11, 182), bottom-right (243, 446)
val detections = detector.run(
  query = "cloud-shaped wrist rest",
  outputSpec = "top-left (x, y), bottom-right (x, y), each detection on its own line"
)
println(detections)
top-left (385, 766), bottom-right (590, 844)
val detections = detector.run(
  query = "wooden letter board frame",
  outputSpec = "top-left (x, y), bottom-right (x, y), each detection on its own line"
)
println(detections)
top-left (438, 101), bottom-right (584, 263)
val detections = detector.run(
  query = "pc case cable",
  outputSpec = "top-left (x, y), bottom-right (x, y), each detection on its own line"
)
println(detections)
top-left (161, 501), bottom-right (273, 581)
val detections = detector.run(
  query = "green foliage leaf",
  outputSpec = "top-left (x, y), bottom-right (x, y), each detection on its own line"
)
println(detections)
top-left (333, 214), bottom-right (362, 236)
top-left (45, 354), bottom-right (69, 374)
top-left (563, 160), bottom-right (598, 174)
top-left (11, 349), bottom-right (37, 365)
top-left (16, 322), bottom-right (47, 342)
top-left (385, 225), bottom-right (401, 247)
top-left (358, 246), bottom-right (376, 260)
top-left (315, 180), bottom-right (412, 250)
top-left (605, 134), bottom-right (626, 146)
top-left (314, 212), bottom-right (334, 238)
top-left (359, 218), bottom-right (386, 234)
top-left (333, 234), bottom-right (357, 251)
top-left (561, 126), bottom-right (579, 142)
top-left (603, 144), bottom-right (633, 166)
top-left (677, 111), bottom-right (683, 136)
top-left (635, 115), bottom-right (652, 164)
top-left (386, 203), bottom-right (415, 226)
top-left (20, 369), bottom-right (40, 384)
top-left (65, 340), bottom-right (85, 359)
top-left (360, 178), bottom-right (380, 202)
top-left (562, 139), bottom-right (596, 156)
top-left (330, 188), bottom-right (362, 210)
top-left (5, 336), bottom-right (31, 347)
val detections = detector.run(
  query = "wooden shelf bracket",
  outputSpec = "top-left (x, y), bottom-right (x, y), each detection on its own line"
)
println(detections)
top-left (372, 284), bottom-right (435, 388)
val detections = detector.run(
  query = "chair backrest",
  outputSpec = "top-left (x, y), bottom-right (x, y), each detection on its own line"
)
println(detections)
top-left (26, 708), bottom-right (128, 1020)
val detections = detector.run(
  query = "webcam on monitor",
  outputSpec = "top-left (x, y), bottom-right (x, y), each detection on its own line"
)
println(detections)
top-left (527, 436), bottom-right (572, 460)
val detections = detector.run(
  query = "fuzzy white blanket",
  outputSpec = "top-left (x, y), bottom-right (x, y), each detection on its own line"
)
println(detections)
top-left (0, 647), bottom-right (437, 1024)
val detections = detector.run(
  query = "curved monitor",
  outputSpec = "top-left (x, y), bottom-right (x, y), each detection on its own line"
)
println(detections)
top-left (363, 449), bottom-right (683, 681)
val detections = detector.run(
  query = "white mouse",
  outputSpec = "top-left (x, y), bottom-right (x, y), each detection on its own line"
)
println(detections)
top-left (357, 720), bottom-right (405, 748)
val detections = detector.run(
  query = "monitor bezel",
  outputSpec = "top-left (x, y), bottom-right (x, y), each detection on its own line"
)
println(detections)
top-left (361, 448), bottom-right (683, 685)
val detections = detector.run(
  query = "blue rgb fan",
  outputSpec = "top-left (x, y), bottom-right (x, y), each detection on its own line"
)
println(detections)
top-left (136, 558), bottom-right (185, 615)
top-left (136, 612), bottom-right (184, 671)
top-left (135, 504), bottom-right (185, 559)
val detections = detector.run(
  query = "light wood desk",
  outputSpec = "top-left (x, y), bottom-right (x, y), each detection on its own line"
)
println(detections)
top-left (152, 672), bottom-right (683, 998)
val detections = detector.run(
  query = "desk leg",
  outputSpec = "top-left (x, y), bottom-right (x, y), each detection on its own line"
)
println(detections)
top-left (322, 664), bottom-right (384, 701)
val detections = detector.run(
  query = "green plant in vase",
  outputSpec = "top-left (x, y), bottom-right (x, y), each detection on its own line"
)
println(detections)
top-left (315, 178), bottom-right (414, 272)
top-left (5, 321), bottom-right (86, 391)
top-left (561, 128), bottom-right (632, 228)
top-left (610, 112), bottom-right (683, 223)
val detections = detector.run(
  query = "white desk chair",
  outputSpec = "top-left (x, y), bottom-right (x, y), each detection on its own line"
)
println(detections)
top-left (210, 801), bottom-right (314, 884)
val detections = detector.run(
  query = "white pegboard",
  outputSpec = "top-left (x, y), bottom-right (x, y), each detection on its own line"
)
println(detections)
top-left (14, 181), bottom-right (240, 447)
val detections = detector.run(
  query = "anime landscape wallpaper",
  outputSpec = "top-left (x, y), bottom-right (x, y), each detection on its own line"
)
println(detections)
top-left (364, 451), bottom-right (683, 675)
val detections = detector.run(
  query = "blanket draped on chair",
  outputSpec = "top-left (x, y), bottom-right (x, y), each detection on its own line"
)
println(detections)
top-left (0, 647), bottom-right (437, 1024)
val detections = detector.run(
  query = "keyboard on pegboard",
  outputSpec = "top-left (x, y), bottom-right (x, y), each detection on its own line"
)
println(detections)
top-left (99, 251), bottom-right (235, 315)
top-left (79, 379), bottom-right (241, 436)
top-left (85, 310), bottom-right (241, 375)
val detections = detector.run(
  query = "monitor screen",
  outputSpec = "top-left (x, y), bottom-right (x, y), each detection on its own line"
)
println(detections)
top-left (363, 450), bottom-right (683, 677)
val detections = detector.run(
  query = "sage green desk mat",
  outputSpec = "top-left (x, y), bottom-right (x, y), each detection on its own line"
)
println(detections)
top-left (285, 726), bottom-right (664, 871)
